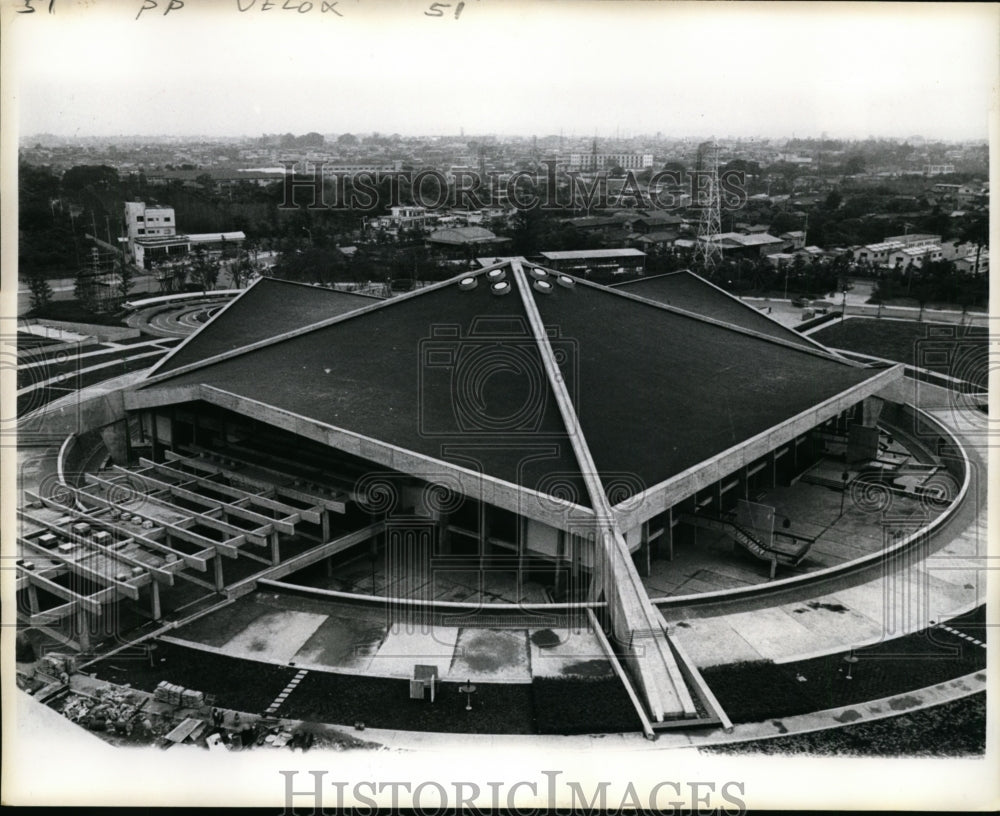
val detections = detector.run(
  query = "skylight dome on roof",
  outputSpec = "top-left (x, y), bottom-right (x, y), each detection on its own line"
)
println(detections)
top-left (491, 280), bottom-right (512, 296)
top-left (458, 277), bottom-right (478, 291)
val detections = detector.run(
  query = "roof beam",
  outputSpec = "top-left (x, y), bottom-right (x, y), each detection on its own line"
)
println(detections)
top-left (82, 473), bottom-right (255, 549)
top-left (163, 450), bottom-right (325, 524)
top-left (114, 464), bottom-right (287, 534)
top-left (23, 490), bottom-right (207, 572)
top-left (184, 444), bottom-right (347, 513)
top-left (138, 457), bottom-right (303, 526)
top-left (512, 259), bottom-right (697, 722)
top-left (72, 481), bottom-right (239, 559)
top-left (17, 507), bottom-right (175, 586)
top-left (17, 537), bottom-right (142, 600)
top-left (17, 567), bottom-right (104, 616)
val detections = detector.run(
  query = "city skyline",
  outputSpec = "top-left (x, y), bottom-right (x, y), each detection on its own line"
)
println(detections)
top-left (6, 2), bottom-right (997, 141)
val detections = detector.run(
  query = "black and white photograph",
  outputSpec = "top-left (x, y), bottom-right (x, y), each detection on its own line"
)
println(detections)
top-left (2, 0), bottom-right (997, 810)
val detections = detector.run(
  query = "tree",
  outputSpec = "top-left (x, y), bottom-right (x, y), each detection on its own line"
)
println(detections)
top-left (187, 246), bottom-right (220, 291)
top-left (959, 213), bottom-right (988, 277)
top-left (116, 254), bottom-right (135, 303)
top-left (26, 270), bottom-right (53, 313)
top-left (228, 249), bottom-right (255, 289)
top-left (823, 190), bottom-right (843, 211)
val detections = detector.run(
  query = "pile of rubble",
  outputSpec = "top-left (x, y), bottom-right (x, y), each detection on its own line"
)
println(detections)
top-left (60, 685), bottom-right (152, 736)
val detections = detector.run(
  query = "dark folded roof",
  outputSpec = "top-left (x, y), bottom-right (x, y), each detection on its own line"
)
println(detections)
top-left (152, 277), bottom-right (380, 375)
top-left (141, 264), bottom-right (883, 502)
top-left (611, 270), bottom-right (821, 351)
top-left (533, 277), bottom-right (879, 492)
top-left (145, 274), bottom-right (587, 503)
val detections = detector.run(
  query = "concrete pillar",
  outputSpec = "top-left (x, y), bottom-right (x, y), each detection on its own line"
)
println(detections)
top-left (27, 584), bottom-right (40, 615)
top-left (770, 449), bottom-right (778, 489)
top-left (436, 512), bottom-right (451, 556)
top-left (213, 556), bottom-right (224, 591)
top-left (77, 611), bottom-right (91, 652)
top-left (151, 580), bottom-right (162, 620)
top-left (742, 465), bottom-right (750, 501)
top-left (325, 556), bottom-right (334, 577)
top-left (665, 508), bottom-right (674, 561)
top-left (150, 412), bottom-right (161, 462)
top-left (517, 516), bottom-right (527, 583)
top-left (862, 396), bottom-right (884, 426)
top-left (99, 420), bottom-right (130, 467)
top-left (479, 508), bottom-right (489, 558)
top-left (321, 511), bottom-right (331, 542)
top-left (554, 530), bottom-right (567, 597)
top-left (639, 521), bottom-right (651, 577)
top-left (270, 531), bottom-right (281, 565)
top-left (587, 531), bottom-right (603, 602)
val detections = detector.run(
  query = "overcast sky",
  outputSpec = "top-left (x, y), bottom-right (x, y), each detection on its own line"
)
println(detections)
top-left (7, 1), bottom-right (998, 140)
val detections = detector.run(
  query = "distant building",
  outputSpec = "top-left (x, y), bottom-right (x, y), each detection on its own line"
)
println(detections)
top-left (883, 233), bottom-right (941, 250)
top-left (124, 201), bottom-right (177, 243)
top-left (123, 201), bottom-right (244, 268)
top-left (699, 232), bottom-right (788, 260)
top-left (923, 164), bottom-right (956, 175)
top-left (780, 231), bottom-right (807, 250)
top-left (371, 205), bottom-right (436, 233)
top-left (425, 226), bottom-right (507, 249)
top-left (567, 153), bottom-right (655, 171)
top-left (539, 248), bottom-right (646, 281)
top-left (954, 250), bottom-right (988, 276)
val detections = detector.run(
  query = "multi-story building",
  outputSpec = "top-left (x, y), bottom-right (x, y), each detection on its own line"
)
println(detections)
top-left (124, 201), bottom-right (177, 243)
top-left (567, 153), bottom-right (655, 172)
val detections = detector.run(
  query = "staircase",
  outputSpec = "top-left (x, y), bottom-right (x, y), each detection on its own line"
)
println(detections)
top-left (678, 512), bottom-right (814, 579)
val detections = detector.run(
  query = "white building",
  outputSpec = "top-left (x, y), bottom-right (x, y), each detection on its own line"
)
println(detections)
top-left (568, 153), bottom-right (655, 171)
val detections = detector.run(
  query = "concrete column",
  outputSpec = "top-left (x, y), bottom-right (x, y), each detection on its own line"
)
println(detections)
top-left (27, 584), bottom-right (40, 615)
top-left (480, 508), bottom-right (491, 560)
top-left (150, 580), bottom-right (162, 620)
top-left (742, 466), bottom-right (750, 501)
top-left (321, 511), bottom-right (331, 542)
top-left (213, 556), bottom-right (224, 591)
top-left (517, 516), bottom-right (527, 582)
top-left (436, 512), bottom-right (451, 556)
top-left (150, 412), bottom-right (161, 462)
top-left (270, 531), bottom-right (281, 565)
top-left (554, 530), bottom-right (567, 597)
top-left (639, 521), bottom-right (651, 577)
top-left (862, 396), bottom-right (884, 426)
top-left (770, 449), bottom-right (778, 489)
top-left (99, 420), bottom-right (130, 467)
top-left (665, 508), bottom-right (674, 561)
top-left (77, 611), bottom-right (91, 652)
top-left (325, 555), bottom-right (334, 577)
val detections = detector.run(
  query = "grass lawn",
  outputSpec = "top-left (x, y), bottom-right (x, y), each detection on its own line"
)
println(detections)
top-left (701, 618), bottom-right (986, 724)
top-left (533, 676), bottom-right (642, 734)
top-left (701, 692), bottom-right (985, 757)
top-left (812, 318), bottom-right (987, 387)
top-left (278, 671), bottom-right (537, 734)
top-left (87, 639), bottom-right (295, 713)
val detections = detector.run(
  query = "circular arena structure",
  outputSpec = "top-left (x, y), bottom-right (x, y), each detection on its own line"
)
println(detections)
top-left (14, 263), bottom-right (989, 750)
